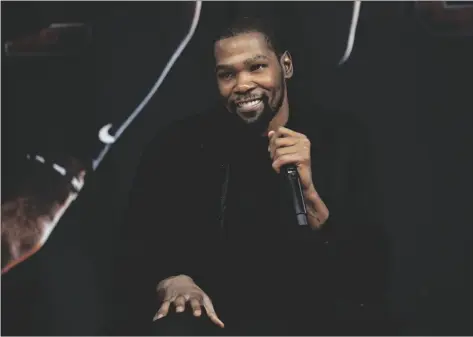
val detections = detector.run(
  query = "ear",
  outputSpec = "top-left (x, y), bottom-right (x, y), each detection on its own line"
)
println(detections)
top-left (280, 51), bottom-right (293, 79)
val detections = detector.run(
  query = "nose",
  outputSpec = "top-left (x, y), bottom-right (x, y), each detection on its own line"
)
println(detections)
top-left (234, 72), bottom-right (255, 94)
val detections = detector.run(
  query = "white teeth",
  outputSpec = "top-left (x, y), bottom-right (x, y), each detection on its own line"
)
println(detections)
top-left (238, 99), bottom-right (261, 108)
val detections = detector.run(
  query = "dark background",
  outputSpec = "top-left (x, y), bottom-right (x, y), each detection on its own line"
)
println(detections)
top-left (2, 1), bottom-right (472, 335)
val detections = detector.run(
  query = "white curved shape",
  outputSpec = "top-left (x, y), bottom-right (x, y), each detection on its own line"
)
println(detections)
top-left (71, 176), bottom-right (85, 192)
top-left (92, 1), bottom-right (203, 171)
top-left (98, 123), bottom-right (117, 144)
top-left (52, 163), bottom-right (67, 176)
top-left (35, 155), bottom-right (45, 163)
top-left (339, 1), bottom-right (362, 65)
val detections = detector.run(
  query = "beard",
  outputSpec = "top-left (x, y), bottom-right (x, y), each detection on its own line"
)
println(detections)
top-left (230, 81), bottom-right (286, 137)
top-left (243, 96), bottom-right (276, 135)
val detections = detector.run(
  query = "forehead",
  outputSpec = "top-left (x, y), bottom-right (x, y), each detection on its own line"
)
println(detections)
top-left (214, 32), bottom-right (275, 66)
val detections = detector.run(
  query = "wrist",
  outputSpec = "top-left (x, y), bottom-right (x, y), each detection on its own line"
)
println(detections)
top-left (303, 183), bottom-right (318, 201)
top-left (303, 184), bottom-right (319, 217)
top-left (303, 184), bottom-right (329, 229)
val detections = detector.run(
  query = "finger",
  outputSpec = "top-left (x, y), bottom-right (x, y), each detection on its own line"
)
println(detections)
top-left (202, 296), bottom-right (225, 328)
top-left (277, 126), bottom-right (302, 138)
top-left (274, 136), bottom-right (298, 149)
top-left (268, 130), bottom-right (278, 151)
top-left (272, 145), bottom-right (298, 160)
top-left (174, 295), bottom-right (187, 313)
top-left (153, 300), bottom-right (171, 321)
top-left (269, 137), bottom-right (298, 158)
top-left (207, 312), bottom-right (225, 328)
top-left (268, 128), bottom-right (301, 152)
top-left (189, 298), bottom-right (202, 317)
top-left (272, 153), bottom-right (302, 173)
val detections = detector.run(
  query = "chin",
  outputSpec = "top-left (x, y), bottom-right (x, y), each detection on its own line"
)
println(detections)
top-left (238, 113), bottom-right (261, 124)
top-left (235, 108), bottom-right (264, 123)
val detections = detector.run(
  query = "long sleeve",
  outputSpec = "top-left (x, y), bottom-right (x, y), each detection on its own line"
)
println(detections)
top-left (121, 124), bottom-right (208, 284)
top-left (112, 120), bottom-right (208, 333)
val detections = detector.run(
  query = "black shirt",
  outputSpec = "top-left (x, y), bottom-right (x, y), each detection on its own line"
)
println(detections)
top-left (116, 104), bottom-right (390, 334)
top-left (216, 127), bottom-right (298, 317)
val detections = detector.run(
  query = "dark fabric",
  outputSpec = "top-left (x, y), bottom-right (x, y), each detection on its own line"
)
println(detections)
top-left (114, 102), bottom-right (391, 335)
top-left (149, 310), bottom-right (330, 336)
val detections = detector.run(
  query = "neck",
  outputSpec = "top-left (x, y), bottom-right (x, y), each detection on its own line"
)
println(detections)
top-left (266, 92), bottom-right (289, 135)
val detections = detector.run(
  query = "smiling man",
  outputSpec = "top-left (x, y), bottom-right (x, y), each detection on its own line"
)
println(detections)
top-left (118, 17), bottom-right (390, 336)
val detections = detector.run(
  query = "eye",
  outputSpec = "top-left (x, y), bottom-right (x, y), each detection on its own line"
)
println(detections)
top-left (217, 71), bottom-right (234, 80)
top-left (250, 64), bottom-right (267, 72)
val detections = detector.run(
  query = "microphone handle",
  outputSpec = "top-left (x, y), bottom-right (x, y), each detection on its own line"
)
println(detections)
top-left (282, 164), bottom-right (308, 226)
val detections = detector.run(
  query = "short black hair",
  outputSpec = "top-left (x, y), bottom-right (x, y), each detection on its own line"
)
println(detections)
top-left (216, 16), bottom-right (285, 58)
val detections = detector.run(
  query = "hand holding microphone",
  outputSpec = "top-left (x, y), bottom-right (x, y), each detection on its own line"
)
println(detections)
top-left (268, 127), bottom-right (329, 229)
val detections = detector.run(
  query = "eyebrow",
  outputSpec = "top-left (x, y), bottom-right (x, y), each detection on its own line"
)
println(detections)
top-left (215, 54), bottom-right (269, 72)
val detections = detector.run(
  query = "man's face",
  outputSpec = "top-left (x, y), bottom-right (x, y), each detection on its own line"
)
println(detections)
top-left (214, 32), bottom-right (287, 126)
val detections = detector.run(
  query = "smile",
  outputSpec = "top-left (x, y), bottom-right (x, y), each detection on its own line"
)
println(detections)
top-left (236, 99), bottom-right (262, 108)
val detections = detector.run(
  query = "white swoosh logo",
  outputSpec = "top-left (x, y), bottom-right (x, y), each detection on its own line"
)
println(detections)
top-left (98, 124), bottom-right (116, 144)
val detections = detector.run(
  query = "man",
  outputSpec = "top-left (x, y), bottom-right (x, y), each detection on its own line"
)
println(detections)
top-left (118, 17), bottom-right (390, 335)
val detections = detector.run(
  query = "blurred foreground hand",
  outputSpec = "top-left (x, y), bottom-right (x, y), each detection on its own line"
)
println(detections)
top-left (1, 154), bottom-right (86, 274)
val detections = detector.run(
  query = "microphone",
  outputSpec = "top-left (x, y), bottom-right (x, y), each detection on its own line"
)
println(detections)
top-left (282, 164), bottom-right (308, 226)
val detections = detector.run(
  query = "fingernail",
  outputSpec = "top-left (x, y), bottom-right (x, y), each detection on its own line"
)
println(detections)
top-left (153, 314), bottom-right (163, 321)
top-left (176, 306), bottom-right (184, 313)
top-left (194, 310), bottom-right (201, 317)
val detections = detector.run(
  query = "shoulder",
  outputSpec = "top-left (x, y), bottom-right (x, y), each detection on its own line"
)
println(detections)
top-left (300, 104), bottom-right (374, 160)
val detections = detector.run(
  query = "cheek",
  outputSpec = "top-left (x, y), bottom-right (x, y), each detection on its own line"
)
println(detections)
top-left (217, 81), bottom-right (232, 100)
top-left (258, 71), bottom-right (281, 97)
top-left (273, 74), bottom-right (285, 96)
top-left (259, 73), bottom-right (277, 89)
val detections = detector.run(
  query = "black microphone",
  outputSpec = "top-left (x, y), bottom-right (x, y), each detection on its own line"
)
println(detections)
top-left (282, 164), bottom-right (308, 226)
